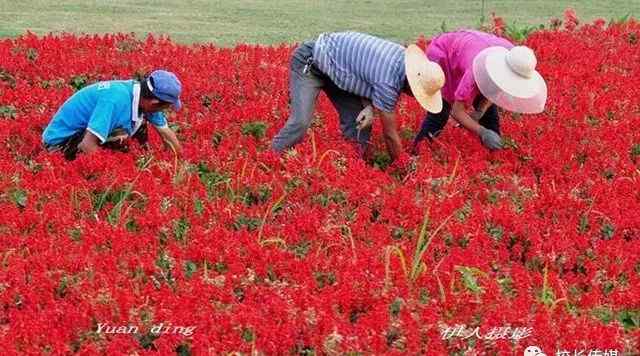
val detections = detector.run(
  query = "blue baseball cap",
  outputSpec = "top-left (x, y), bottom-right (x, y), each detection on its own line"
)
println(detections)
top-left (149, 70), bottom-right (182, 110)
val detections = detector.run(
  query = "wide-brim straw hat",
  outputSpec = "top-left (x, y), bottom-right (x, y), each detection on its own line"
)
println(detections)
top-left (405, 44), bottom-right (445, 113)
top-left (473, 46), bottom-right (547, 114)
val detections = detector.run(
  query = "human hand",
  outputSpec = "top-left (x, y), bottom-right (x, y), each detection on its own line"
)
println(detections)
top-left (478, 127), bottom-right (503, 150)
top-left (355, 105), bottom-right (375, 131)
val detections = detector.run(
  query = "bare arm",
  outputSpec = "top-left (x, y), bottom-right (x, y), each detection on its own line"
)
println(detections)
top-left (451, 100), bottom-right (502, 150)
top-left (380, 111), bottom-right (403, 161)
top-left (154, 125), bottom-right (183, 156)
top-left (450, 101), bottom-right (483, 134)
top-left (77, 130), bottom-right (101, 154)
top-left (469, 96), bottom-right (492, 121)
top-left (476, 96), bottom-right (492, 114)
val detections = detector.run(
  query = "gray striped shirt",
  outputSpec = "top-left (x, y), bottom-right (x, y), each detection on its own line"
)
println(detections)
top-left (312, 32), bottom-right (406, 113)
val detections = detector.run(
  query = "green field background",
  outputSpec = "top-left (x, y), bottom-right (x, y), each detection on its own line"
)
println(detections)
top-left (0, 0), bottom-right (636, 45)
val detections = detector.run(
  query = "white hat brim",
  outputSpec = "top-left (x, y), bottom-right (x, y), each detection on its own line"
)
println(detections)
top-left (473, 46), bottom-right (548, 114)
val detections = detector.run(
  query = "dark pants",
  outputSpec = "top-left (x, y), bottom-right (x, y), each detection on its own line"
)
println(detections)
top-left (271, 41), bottom-right (371, 152)
top-left (44, 130), bottom-right (86, 161)
top-left (413, 96), bottom-right (500, 144)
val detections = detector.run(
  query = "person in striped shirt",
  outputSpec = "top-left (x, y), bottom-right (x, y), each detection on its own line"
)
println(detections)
top-left (271, 31), bottom-right (444, 161)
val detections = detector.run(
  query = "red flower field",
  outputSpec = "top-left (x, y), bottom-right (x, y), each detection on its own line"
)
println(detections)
top-left (0, 14), bottom-right (639, 355)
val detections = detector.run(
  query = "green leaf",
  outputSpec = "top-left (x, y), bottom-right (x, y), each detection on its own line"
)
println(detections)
top-left (502, 136), bottom-right (519, 150)
top-left (156, 251), bottom-right (174, 274)
top-left (455, 201), bottom-right (473, 222)
top-left (456, 266), bottom-right (485, 294)
top-left (539, 274), bottom-right (556, 308)
top-left (601, 168), bottom-right (615, 181)
top-left (618, 309), bottom-right (640, 331)
top-left (391, 226), bottom-right (405, 240)
top-left (54, 275), bottom-right (69, 299)
top-left (105, 186), bottom-right (134, 226)
top-left (577, 214), bottom-right (590, 234)
top-left (175, 343), bottom-right (192, 356)
top-left (169, 122), bottom-right (181, 133)
top-left (154, 251), bottom-right (176, 289)
top-left (10, 188), bottom-right (27, 208)
top-left (601, 222), bottom-right (615, 240)
top-left (193, 197), bottom-right (204, 216)
top-left (505, 22), bottom-right (541, 42)
top-left (184, 261), bottom-right (197, 279)
top-left (136, 332), bottom-right (159, 350)
top-left (576, 151), bottom-right (588, 166)
top-left (239, 185), bottom-right (272, 206)
top-left (486, 223), bottom-right (504, 241)
top-left (125, 218), bottom-right (140, 233)
top-left (26, 48), bottom-right (38, 61)
top-left (418, 288), bottom-right (430, 304)
top-left (586, 115), bottom-right (600, 127)
top-left (389, 298), bottom-right (403, 318)
top-left (69, 74), bottom-right (89, 91)
top-left (68, 227), bottom-right (82, 242)
top-left (371, 150), bottom-right (392, 170)
top-left (231, 214), bottom-right (260, 231)
top-left (497, 276), bottom-right (516, 297)
top-left (241, 327), bottom-right (255, 342)
top-left (0, 68), bottom-right (16, 88)
top-left (241, 121), bottom-right (268, 140)
top-left (173, 217), bottom-right (190, 243)
top-left (609, 13), bottom-right (633, 26)
top-left (211, 131), bottom-right (224, 147)
top-left (213, 261), bottom-right (228, 274)
top-left (295, 345), bottom-right (316, 355)
top-left (313, 271), bottom-right (337, 289)
top-left (290, 240), bottom-right (311, 259)
top-left (197, 162), bottom-right (231, 199)
top-left (0, 105), bottom-right (17, 119)
top-left (630, 143), bottom-right (640, 163)
top-left (591, 306), bottom-right (614, 324)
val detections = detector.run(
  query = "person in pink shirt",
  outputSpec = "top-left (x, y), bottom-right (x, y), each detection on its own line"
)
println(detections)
top-left (412, 30), bottom-right (547, 152)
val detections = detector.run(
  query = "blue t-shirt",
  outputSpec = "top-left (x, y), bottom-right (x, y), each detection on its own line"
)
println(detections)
top-left (42, 80), bottom-right (168, 145)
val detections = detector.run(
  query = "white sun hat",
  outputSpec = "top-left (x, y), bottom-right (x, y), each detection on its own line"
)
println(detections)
top-left (472, 46), bottom-right (547, 114)
top-left (405, 44), bottom-right (445, 113)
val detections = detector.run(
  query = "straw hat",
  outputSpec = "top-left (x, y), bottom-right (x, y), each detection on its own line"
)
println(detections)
top-left (405, 44), bottom-right (445, 113)
top-left (473, 46), bottom-right (547, 114)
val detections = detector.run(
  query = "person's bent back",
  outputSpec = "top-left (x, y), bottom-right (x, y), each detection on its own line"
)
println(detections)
top-left (42, 70), bottom-right (183, 160)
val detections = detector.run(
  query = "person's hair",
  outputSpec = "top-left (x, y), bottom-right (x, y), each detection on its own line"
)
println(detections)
top-left (140, 75), bottom-right (172, 106)
top-left (140, 75), bottom-right (156, 100)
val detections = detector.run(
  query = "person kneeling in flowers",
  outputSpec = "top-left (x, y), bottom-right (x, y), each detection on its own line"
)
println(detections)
top-left (272, 31), bottom-right (445, 162)
top-left (42, 70), bottom-right (183, 160)
top-left (412, 30), bottom-right (548, 152)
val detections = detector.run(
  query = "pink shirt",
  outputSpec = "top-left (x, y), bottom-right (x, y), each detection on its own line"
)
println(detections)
top-left (427, 30), bottom-right (513, 106)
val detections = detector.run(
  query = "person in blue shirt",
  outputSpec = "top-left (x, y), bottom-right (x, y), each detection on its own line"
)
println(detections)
top-left (42, 70), bottom-right (183, 160)
top-left (271, 32), bottom-right (445, 161)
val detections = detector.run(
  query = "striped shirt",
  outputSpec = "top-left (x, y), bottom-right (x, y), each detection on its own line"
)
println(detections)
top-left (312, 32), bottom-right (406, 113)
